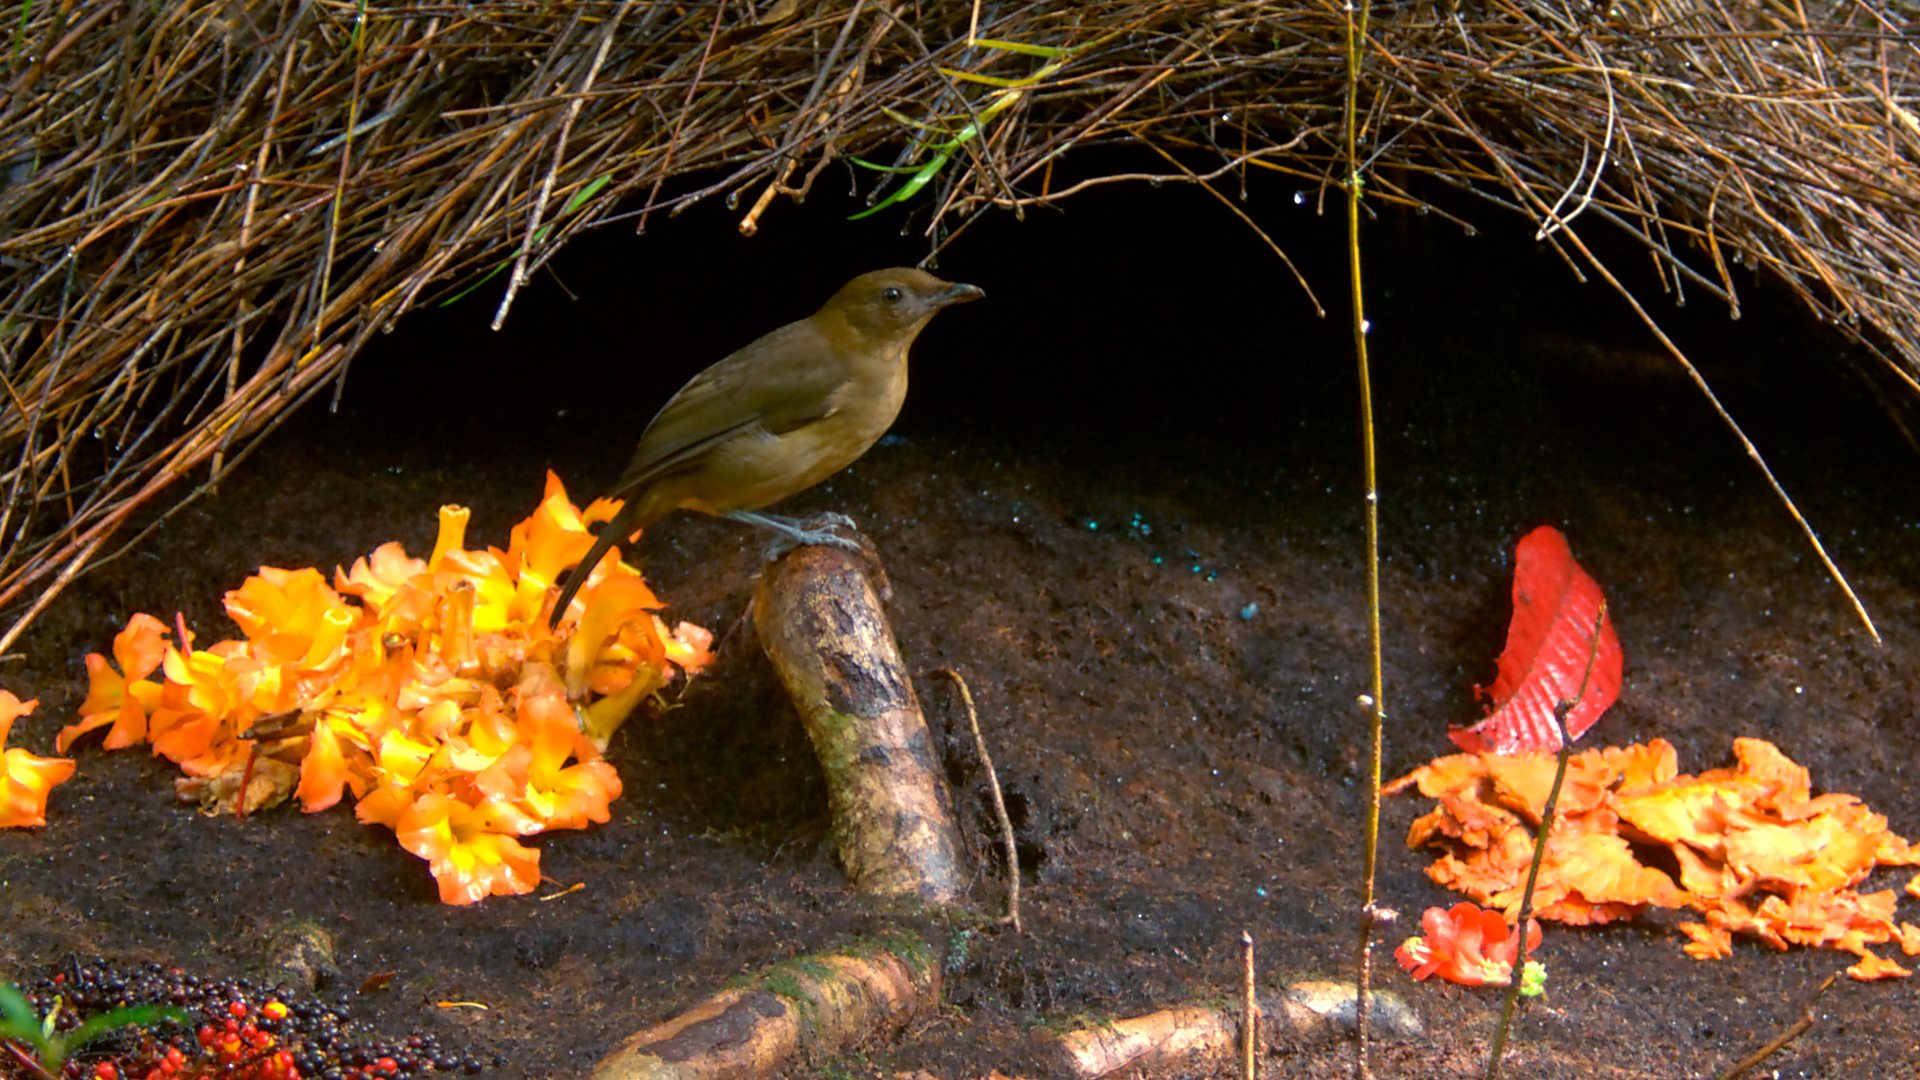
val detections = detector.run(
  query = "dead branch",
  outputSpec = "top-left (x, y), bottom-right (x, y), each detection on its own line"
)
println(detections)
top-left (1038, 979), bottom-right (1424, 1079)
top-left (754, 539), bottom-right (964, 905)
top-left (935, 667), bottom-right (1021, 930)
top-left (590, 937), bottom-right (938, 1080)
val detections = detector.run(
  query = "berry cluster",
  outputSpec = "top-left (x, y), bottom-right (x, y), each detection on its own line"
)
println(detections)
top-left (4, 960), bottom-right (489, 1079)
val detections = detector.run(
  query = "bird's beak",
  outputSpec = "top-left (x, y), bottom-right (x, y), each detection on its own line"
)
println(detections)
top-left (934, 282), bottom-right (985, 307)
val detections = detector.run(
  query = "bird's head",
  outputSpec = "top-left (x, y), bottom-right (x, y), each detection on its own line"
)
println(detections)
top-left (821, 267), bottom-right (984, 347)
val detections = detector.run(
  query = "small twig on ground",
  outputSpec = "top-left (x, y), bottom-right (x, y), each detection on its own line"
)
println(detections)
top-left (935, 666), bottom-right (1021, 931)
top-left (1714, 973), bottom-right (1838, 1080)
top-left (1485, 602), bottom-right (1609, 1080)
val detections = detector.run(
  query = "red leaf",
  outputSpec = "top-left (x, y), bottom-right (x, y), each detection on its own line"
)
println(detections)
top-left (1449, 526), bottom-right (1622, 754)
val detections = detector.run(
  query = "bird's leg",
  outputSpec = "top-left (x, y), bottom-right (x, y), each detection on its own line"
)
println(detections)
top-left (725, 509), bottom-right (866, 556)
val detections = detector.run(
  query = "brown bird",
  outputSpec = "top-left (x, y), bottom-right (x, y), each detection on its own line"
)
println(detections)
top-left (549, 267), bottom-right (984, 627)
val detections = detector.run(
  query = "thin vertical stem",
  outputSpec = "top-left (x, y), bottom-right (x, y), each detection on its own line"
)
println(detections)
top-left (1242, 931), bottom-right (1259, 1080)
top-left (1342, 0), bottom-right (1382, 1075)
top-left (1485, 603), bottom-right (1610, 1078)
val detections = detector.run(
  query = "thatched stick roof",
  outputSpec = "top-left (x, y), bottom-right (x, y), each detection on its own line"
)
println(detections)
top-left (1, 0), bottom-right (1916, 644)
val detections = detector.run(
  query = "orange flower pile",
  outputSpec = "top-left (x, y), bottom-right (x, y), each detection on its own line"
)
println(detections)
top-left (2, 690), bottom-right (74, 828)
top-left (56, 473), bottom-right (713, 904)
top-left (1388, 738), bottom-right (1920, 980)
top-left (1396, 901), bottom-right (1545, 994)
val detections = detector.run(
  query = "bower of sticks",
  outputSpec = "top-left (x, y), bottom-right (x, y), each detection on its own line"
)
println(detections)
top-left (4, 1), bottom-right (1920, 1077)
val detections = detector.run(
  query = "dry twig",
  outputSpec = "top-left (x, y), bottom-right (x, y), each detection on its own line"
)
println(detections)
top-left (936, 666), bottom-right (1022, 931)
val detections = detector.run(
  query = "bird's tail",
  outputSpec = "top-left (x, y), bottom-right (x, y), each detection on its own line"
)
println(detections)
top-left (548, 500), bottom-right (641, 629)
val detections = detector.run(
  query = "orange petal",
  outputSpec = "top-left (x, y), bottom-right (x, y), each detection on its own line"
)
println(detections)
top-left (2, 696), bottom-right (75, 828)
top-left (1844, 953), bottom-right (1911, 981)
top-left (1384, 753), bottom-right (1489, 799)
top-left (1597, 738), bottom-right (1678, 791)
top-left (664, 620), bottom-right (716, 675)
top-left (55, 709), bottom-right (117, 755)
top-left (396, 791), bottom-right (542, 905)
top-left (1678, 921), bottom-right (1732, 961)
top-left (112, 613), bottom-right (170, 682)
top-left (296, 718), bottom-right (350, 813)
top-left (336, 541), bottom-right (428, 606)
top-left (563, 574), bottom-right (663, 697)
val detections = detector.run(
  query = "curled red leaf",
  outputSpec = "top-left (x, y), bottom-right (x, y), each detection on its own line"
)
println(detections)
top-left (1449, 526), bottom-right (1622, 754)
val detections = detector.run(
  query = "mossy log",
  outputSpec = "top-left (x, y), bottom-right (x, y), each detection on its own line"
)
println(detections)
top-left (753, 541), bottom-right (964, 905)
top-left (590, 940), bottom-right (938, 1080)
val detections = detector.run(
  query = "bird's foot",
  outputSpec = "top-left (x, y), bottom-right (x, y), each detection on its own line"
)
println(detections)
top-left (725, 509), bottom-right (869, 559)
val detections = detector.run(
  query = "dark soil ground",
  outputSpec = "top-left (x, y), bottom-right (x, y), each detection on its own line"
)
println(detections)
top-left (4, 181), bottom-right (1919, 1079)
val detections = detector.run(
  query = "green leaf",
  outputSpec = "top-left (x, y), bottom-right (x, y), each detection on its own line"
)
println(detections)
top-left (0, 983), bottom-right (42, 1042)
top-left (64, 1004), bottom-right (189, 1053)
top-left (1518, 960), bottom-right (1547, 998)
top-left (936, 66), bottom-right (1052, 89)
top-left (967, 37), bottom-right (1070, 58)
top-left (847, 152), bottom-right (949, 221)
top-left (561, 173), bottom-right (612, 218)
top-left (848, 156), bottom-right (927, 175)
top-left (878, 105), bottom-right (952, 135)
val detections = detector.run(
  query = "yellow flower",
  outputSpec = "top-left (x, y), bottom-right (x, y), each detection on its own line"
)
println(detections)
top-left (2, 692), bottom-right (75, 828)
top-left (395, 791), bottom-right (542, 905)
top-left (56, 613), bottom-right (168, 752)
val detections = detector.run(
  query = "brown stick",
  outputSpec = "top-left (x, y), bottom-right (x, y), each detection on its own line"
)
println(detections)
top-left (754, 540), bottom-right (964, 905)
top-left (1039, 980), bottom-right (1424, 1080)
top-left (935, 667), bottom-right (1021, 930)
top-left (590, 940), bottom-right (938, 1080)
top-left (1714, 973), bottom-right (1838, 1080)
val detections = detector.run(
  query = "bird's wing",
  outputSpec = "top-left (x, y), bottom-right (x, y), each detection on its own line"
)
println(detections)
top-left (608, 321), bottom-right (852, 495)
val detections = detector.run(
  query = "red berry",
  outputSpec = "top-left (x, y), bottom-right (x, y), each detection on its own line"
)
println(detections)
top-left (229, 1000), bottom-right (249, 1018)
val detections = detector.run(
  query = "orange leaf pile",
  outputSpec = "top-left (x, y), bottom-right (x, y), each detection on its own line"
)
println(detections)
top-left (57, 473), bottom-right (714, 904)
top-left (2, 691), bottom-right (74, 828)
top-left (1388, 738), bottom-right (1920, 979)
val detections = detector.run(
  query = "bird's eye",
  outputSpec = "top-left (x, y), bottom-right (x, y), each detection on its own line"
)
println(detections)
top-left (881, 287), bottom-right (904, 303)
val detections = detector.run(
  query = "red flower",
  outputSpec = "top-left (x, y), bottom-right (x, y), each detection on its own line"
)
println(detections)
top-left (1396, 902), bottom-right (1542, 988)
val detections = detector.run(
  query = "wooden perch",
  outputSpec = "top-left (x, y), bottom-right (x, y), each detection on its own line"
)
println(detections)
top-left (753, 540), bottom-right (965, 905)
top-left (1037, 979), bottom-right (1425, 1079)
top-left (590, 937), bottom-right (938, 1080)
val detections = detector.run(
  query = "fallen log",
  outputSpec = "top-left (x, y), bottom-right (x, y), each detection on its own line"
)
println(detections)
top-left (589, 936), bottom-right (938, 1080)
top-left (1038, 979), bottom-right (1425, 1079)
top-left (752, 539), bottom-right (965, 905)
